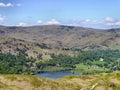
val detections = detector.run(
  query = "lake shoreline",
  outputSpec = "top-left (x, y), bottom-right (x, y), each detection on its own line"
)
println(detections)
top-left (36, 71), bottom-right (81, 79)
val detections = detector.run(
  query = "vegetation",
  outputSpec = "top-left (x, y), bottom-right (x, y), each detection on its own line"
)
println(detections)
top-left (35, 43), bottom-right (51, 49)
top-left (0, 53), bottom-right (37, 74)
top-left (36, 54), bottom-right (76, 72)
top-left (37, 49), bottom-right (120, 74)
top-left (74, 64), bottom-right (110, 75)
top-left (75, 49), bottom-right (120, 73)
top-left (0, 49), bottom-right (120, 75)
top-left (0, 72), bottom-right (120, 90)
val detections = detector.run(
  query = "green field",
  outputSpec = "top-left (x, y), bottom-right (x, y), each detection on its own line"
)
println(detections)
top-left (74, 64), bottom-right (110, 74)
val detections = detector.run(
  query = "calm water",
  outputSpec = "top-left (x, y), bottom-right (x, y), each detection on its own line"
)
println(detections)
top-left (36, 71), bottom-right (80, 79)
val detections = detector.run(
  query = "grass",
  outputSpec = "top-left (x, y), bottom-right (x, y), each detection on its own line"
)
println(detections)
top-left (0, 74), bottom-right (81, 90)
top-left (4, 75), bottom-right (17, 81)
top-left (74, 64), bottom-right (110, 74)
top-left (59, 72), bottom-right (120, 90)
top-left (90, 61), bottom-right (105, 65)
top-left (0, 81), bottom-right (7, 89)
top-left (0, 72), bottom-right (120, 90)
top-left (29, 76), bottom-right (43, 87)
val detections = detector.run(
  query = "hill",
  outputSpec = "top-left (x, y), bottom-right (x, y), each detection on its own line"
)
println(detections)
top-left (0, 36), bottom-right (76, 60)
top-left (0, 72), bottom-right (120, 90)
top-left (0, 25), bottom-right (120, 50)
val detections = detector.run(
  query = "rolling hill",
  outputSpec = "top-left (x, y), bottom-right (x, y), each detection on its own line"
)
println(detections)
top-left (0, 25), bottom-right (120, 50)
top-left (0, 25), bottom-right (120, 60)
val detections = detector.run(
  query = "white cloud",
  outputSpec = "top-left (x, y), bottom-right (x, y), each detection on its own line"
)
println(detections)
top-left (80, 17), bottom-right (120, 27)
top-left (105, 17), bottom-right (114, 22)
top-left (81, 19), bottom-right (99, 25)
top-left (0, 15), bottom-right (5, 22)
top-left (18, 22), bottom-right (27, 26)
top-left (37, 20), bottom-right (43, 24)
top-left (0, 2), bottom-right (13, 7)
top-left (0, 2), bottom-right (22, 7)
top-left (6, 3), bottom-right (13, 7)
top-left (85, 19), bottom-right (91, 22)
top-left (115, 21), bottom-right (120, 25)
top-left (106, 21), bottom-right (120, 26)
top-left (46, 19), bottom-right (60, 25)
top-left (104, 17), bottom-right (120, 26)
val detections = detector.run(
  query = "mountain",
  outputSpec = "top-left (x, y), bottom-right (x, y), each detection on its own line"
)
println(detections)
top-left (0, 25), bottom-right (120, 50)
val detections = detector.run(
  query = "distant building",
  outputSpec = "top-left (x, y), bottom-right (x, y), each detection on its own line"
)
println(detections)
top-left (99, 58), bottom-right (104, 61)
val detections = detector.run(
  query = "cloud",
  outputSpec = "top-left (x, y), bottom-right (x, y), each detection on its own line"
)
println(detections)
top-left (18, 22), bottom-right (27, 26)
top-left (104, 17), bottom-right (120, 26)
top-left (46, 19), bottom-right (60, 25)
top-left (36, 19), bottom-right (60, 25)
top-left (0, 2), bottom-right (13, 7)
top-left (0, 15), bottom-right (5, 22)
top-left (37, 20), bottom-right (43, 24)
top-left (0, 2), bottom-right (22, 7)
top-left (82, 19), bottom-right (99, 24)
top-left (32, 17), bottom-right (120, 28)
top-left (78, 17), bottom-right (120, 27)
top-left (105, 17), bottom-right (114, 22)
top-left (106, 21), bottom-right (120, 26)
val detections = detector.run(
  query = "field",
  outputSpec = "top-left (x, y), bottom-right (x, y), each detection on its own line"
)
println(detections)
top-left (74, 64), bottom-right (110, 74)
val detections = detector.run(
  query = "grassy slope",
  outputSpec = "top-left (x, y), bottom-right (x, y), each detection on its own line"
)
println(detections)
top-left (0, 72), bottom-right (120, 90)
top-left (74, 64), bottom-right (110, 74)
top-left (0, 74), bottom-right (81, 90)
top-left (0, 36), bottom-right (76, 60)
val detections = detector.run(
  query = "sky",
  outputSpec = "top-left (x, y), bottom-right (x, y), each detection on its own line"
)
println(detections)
top-left (0, 0), bottom-right (120, 29)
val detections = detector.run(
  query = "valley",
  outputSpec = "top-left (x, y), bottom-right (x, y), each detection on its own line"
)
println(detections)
top-left (1, 0), bottom-right (120, 89)
top-left (0, 25), bottom-right (120, 90)
top-left (0, 25), bottom-right (120, 75)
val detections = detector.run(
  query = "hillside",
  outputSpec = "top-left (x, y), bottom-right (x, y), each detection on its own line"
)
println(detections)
top-left (0, 72), bottom-right (120, 90)
top-left (0, 25), bottom-right (120, 50)
top-left (0, 36), bottom-right (76, 60)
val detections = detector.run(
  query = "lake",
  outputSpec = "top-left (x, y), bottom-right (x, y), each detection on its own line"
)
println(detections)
top-left (36, 71), bottom-right (80, 79)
